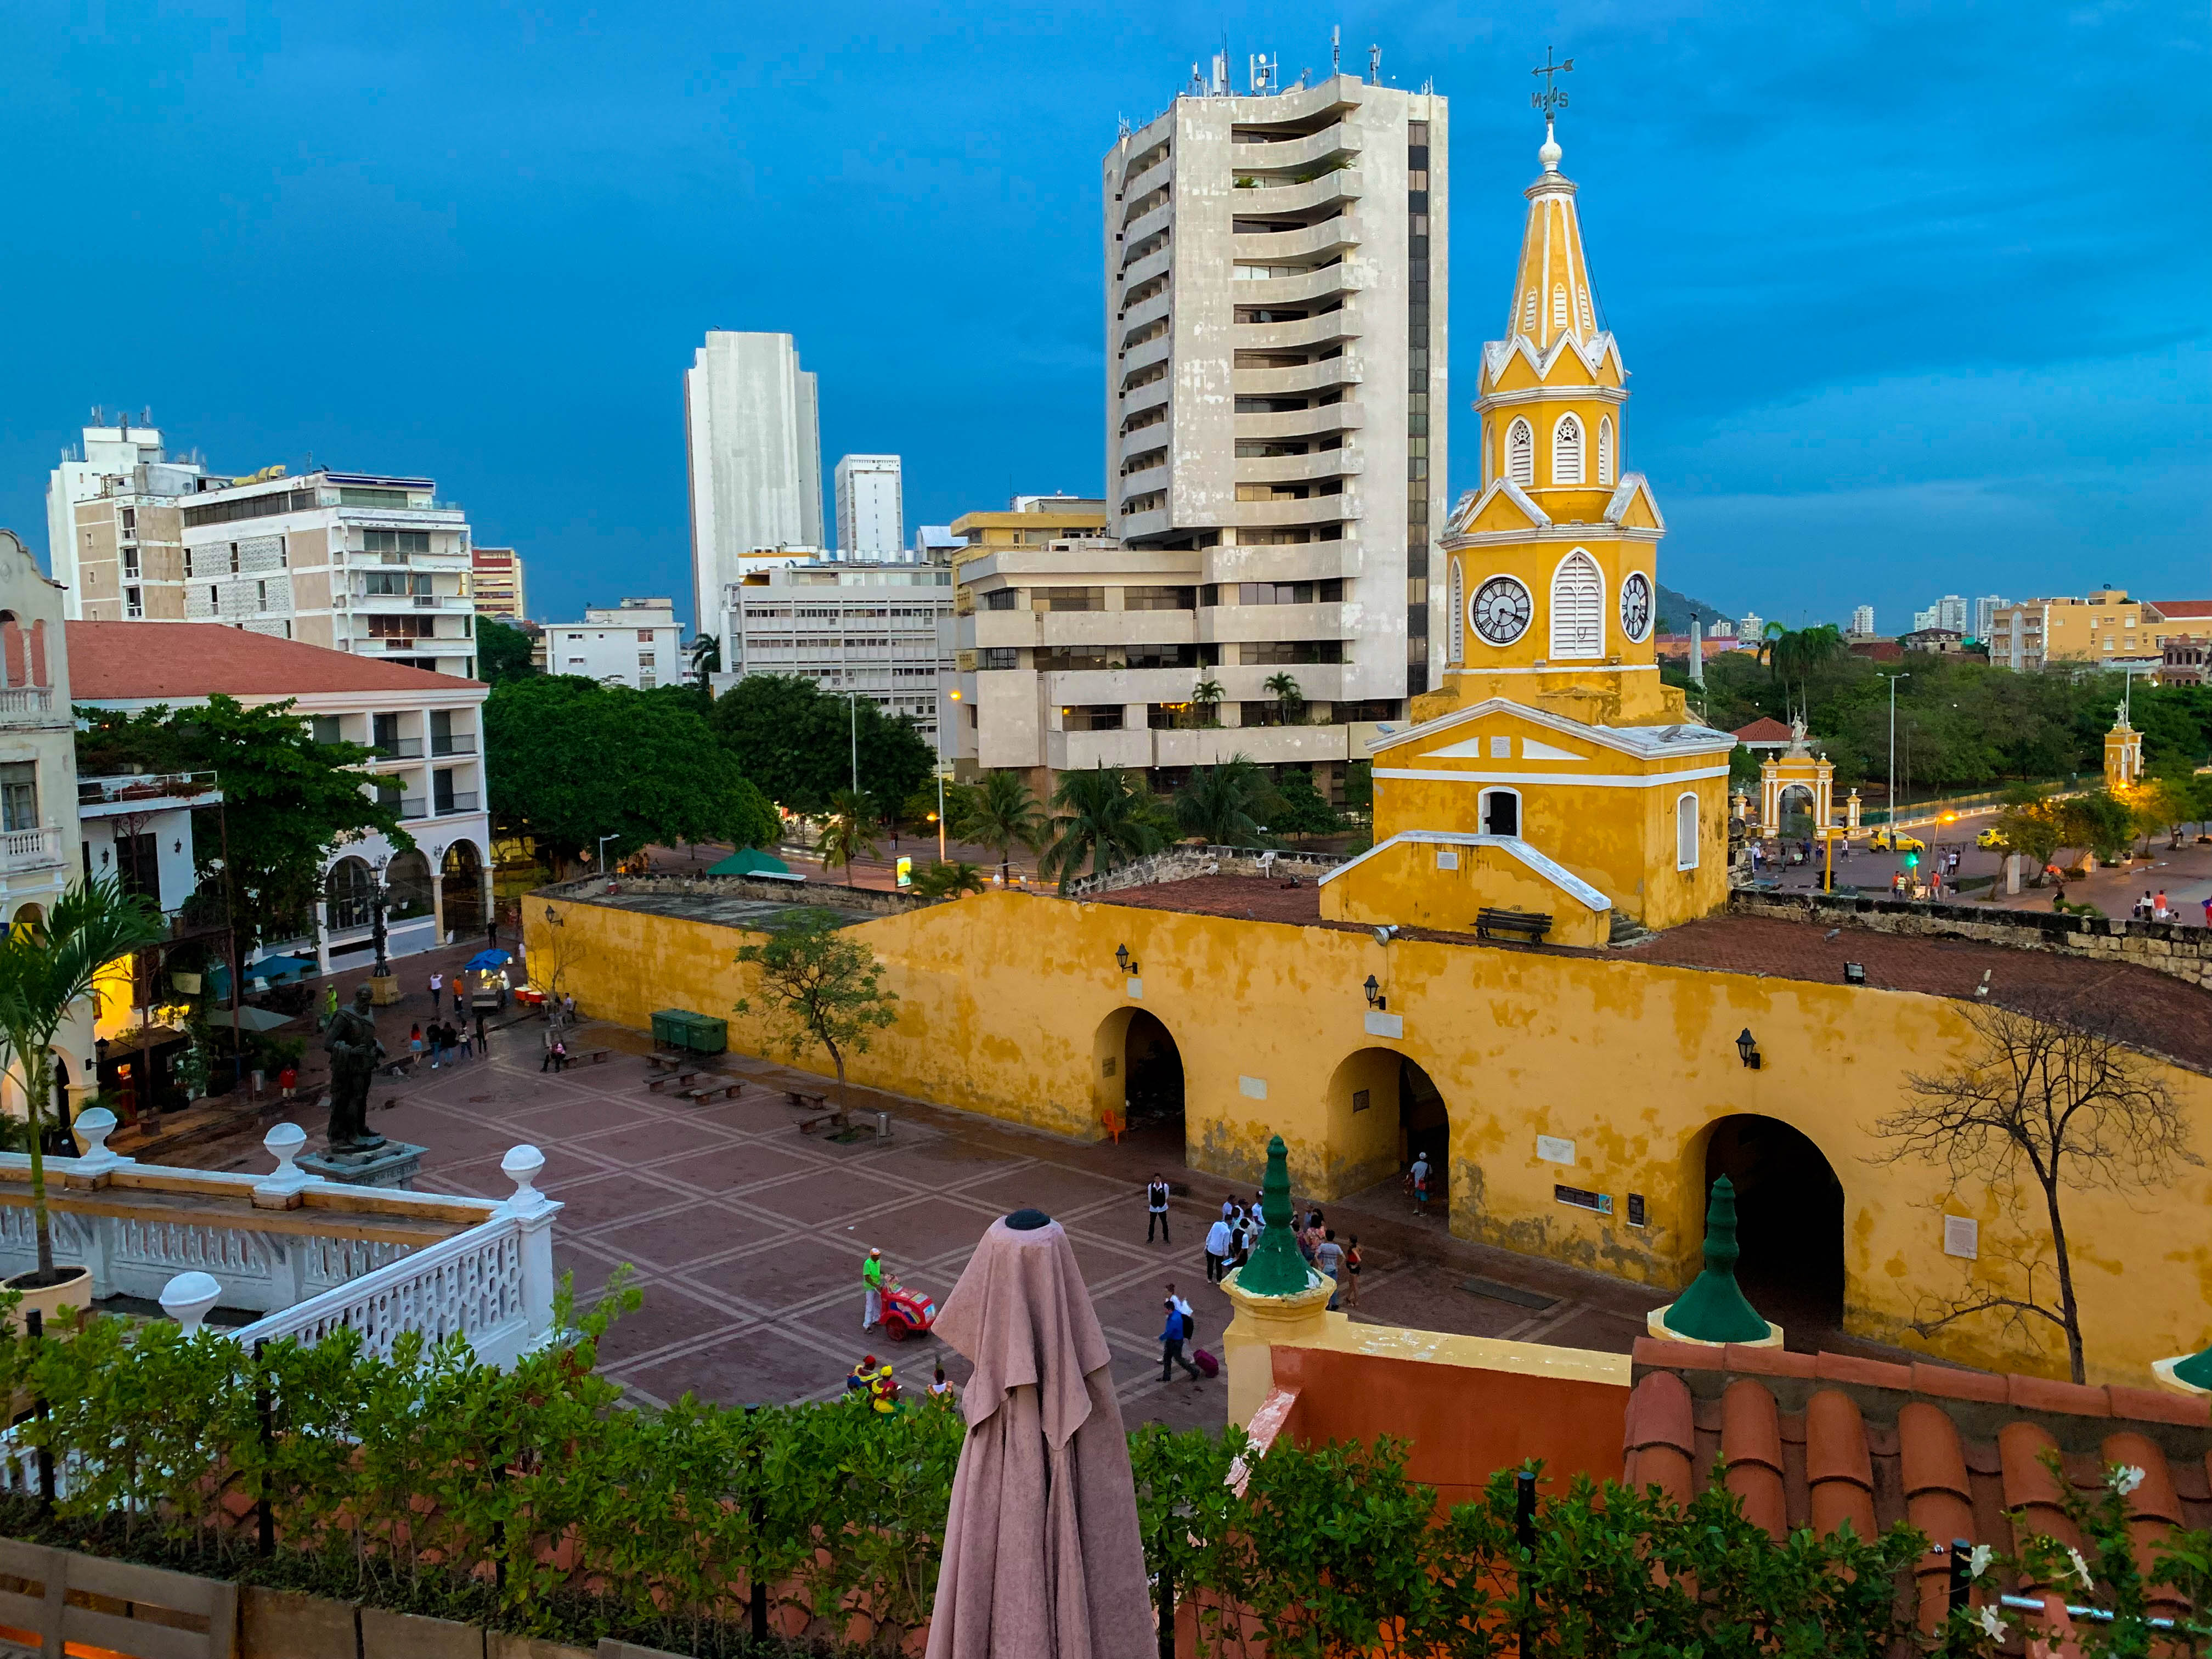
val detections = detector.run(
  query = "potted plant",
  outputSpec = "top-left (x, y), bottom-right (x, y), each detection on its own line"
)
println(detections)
top-left (0, 877), bottom-right (168, 1322)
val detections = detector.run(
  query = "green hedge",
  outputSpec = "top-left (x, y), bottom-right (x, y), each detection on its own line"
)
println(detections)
top-left (2, 1282), bottom-right (2207, 1656)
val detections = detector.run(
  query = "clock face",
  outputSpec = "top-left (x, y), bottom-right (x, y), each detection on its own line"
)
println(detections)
top-left (1620, 572), bottom-right (1654, 643)
top-left (1471, 575), bottom-right (1533, 647)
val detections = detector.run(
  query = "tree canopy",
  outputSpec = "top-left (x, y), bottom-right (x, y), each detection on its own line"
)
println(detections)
top-left (707, 674), bottom-right (936, 816)
top-left (474, 616), bottom-right (538, 686)
top-left (75, 696), bottom-right (411, 945)
top-left (485, 676), bottom-right (777, 870)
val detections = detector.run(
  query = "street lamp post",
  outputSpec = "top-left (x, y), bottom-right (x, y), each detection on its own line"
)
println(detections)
top-left (1886, 672), bottom-right (1910, 828)
top-left (847, 691), bottom-right (860, 797)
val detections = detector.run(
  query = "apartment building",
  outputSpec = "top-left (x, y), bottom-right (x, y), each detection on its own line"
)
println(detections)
top-left (543, 599), bottom-right (684, 690)
top-left (833, 455), bottom-right (905, 561)
top-left (685, 332), bottom-right (823, 635)
top-left (471, 546), bottom-right (527, 620)
top-left (1993, 591), bottom-right (2212, 672)
top-left (1099, 68), bottom-right (1448, 731)
top-left (69, 624), bottom-right (490, 975)
top-left (715, 563), bottom-right (955, 748)
top-left (1848, 605), bottom-right (1876, 638)
top-left (44, 415), bottom-right (206, 612)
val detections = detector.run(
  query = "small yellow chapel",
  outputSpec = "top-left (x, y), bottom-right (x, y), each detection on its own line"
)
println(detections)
top-left (1321, 118), bottom-right (1734, 947)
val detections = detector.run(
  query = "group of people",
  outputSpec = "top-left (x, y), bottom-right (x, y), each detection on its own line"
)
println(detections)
top-left (2131, 888), bottom-right (2203, 924)
top-left (843, 1354), bottom-right (957, 1414)
top-left (403, 1015), bottom-right (482, 1072)
top-left (1196, 1193), bottom-right (1362, 1311)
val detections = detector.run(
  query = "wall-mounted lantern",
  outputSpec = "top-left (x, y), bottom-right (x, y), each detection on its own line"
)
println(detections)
top-left (1363, 974), bottom-right (1386, 1011)
top-left (1735, 1028), bottom-right (1762, 1070)
top-left (1115, 943), bottom-right (1138, 975)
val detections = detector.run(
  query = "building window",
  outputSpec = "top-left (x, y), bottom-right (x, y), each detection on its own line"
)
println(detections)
top-left (115, 831), bottom-right (160, 903)
top-left (982, 588), bottom-right (1019, 611)
top-left (1553, 415), bottom-right (1584, 486)
top-left (978, 648), bottom-right (1018, 671)
top-left (0, 763), bottom-right (36, 833)
top-left (363, 529), bottom-right (430, 555)
top-left (1507, 420), bottom-right (1534, 487)
top-left (1522, 290), bottom-right (1537, 332)
top-left (1676, 792), bottom-right (1700, 871)
top-left (1480, 787), bottom-right (1520, 838)
top-left (125, 586), bottom-right (143, 619)
top-left (1124, 586), bottom-right (1197, 611)
top-left (122, 546), bottom-right (140, 578)
top-left (1598, 417), bottom-right (1615, 486)
top-left (1549, 549), bottom-right (1603, 659)
top-left (1552, 286), bottom-right (1570, 330)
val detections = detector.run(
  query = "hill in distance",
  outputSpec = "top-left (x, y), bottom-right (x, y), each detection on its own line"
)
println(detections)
top-left (1656, 583), bottom-right (1736, 635)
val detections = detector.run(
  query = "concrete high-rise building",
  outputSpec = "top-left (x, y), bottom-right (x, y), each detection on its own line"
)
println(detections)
top-left (714, 562), bottom-right (956, 748)
top-left (833, 455), bottom-right (905, 561)
top-left (1971, 594), bottom-right (2004, 642)
top-left (470, 546), bottom-right (527, 620)
top-left (1099, 66), bottom-right (1448, 713)
top-left (47, 414), bottom-right (205, 613)
top-left (543, 599), bottom-right (682, 690)
top-left (1849, 605), bottom-right (1876, 637)
top-left (684, 332), bottom-right (822, 631)
top-left (1936, 594), bottom-right (1968, 635)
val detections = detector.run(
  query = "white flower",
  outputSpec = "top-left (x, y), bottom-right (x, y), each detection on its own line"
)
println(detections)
top-left (1966, 1543), bottom-right (1994, 1579)
top-left (1974, 1604), bottom-right (2007, 1643)
top-left (2111, 1464), bottom-right (2147, 1498)
top-left (2067, 1545), bottom-right (2094, 1591)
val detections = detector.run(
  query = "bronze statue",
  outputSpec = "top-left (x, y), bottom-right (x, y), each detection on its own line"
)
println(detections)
top-left (323, 984), bottom-right (388, 1153)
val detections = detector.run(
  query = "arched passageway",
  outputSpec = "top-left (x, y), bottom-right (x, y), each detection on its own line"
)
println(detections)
top-left (1702, 1114), bottom-right (1846, 1334)
top-left (441, 842), bottom-right (486, 940)
top-left (1328, 1047), bottom-right (1453, 1221)
top-left (1775, 783), bottom-right (1817, 839)
top-left (1122, 1011), bottom-right (1184, 1138)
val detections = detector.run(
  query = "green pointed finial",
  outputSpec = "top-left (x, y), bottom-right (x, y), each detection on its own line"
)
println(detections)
top-left (2174, 1342), bottom-right (2212, 1391)
top-left (1235, 1135), bottom-right (1320, 1296)
top-left (1661, 1176), bottom-right (1772, 1344)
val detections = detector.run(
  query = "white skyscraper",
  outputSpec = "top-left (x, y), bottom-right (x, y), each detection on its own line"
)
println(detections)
top-left (1972, 594), bottom-right (2004, 642)
top-left (833, 454), bottom-right (905, 560)
top-left (1937, 594), bottom-right (1969, 635)
top-left (683, 332), bottom-right (822, 631)
top-left (46, 413), bottom-right (204, 612)
top-left (1850, 605), bottom-right (1876, 637)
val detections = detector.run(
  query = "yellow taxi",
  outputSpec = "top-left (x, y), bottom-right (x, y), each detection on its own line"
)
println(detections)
top-left (1869, 829), bottom-right (1926, 854)
top-left (1975, 826), bottom-right (2006, 849)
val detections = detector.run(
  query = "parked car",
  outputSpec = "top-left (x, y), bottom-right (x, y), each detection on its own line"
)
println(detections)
top-left (1975, 826), bottom-right (2006, 849)
top-left (1870, 830), bottom-right (1926, 853)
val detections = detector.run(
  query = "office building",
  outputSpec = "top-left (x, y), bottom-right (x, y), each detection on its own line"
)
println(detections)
top-left (1849, 605), bottom-right (1876, 637)
top-left (714, 563), bottom-right (955, 748)
top-left (471, 546), bottom-right (528, 620)
top-left (684, 332), bottom-right (822, 635)
top-left (833, 455), bottom-right (905, 561)
top-left (1970, 594), bottom-right (2004, 642)
top-left (543, 599), bottom-right (683, 690)
top-left (44, 414), bottom-right (206, 613)
top-left (1737, 612), bottom-right (1763, 642)
top-left (1098, 64), bottom-right (1448, 719)
top-left (913, 525), bottom-right (963, 563)
top-left (1992, 591), bottom-right (2212, 672)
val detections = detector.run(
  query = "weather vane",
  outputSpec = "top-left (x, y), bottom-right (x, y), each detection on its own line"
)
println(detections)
top-left (1531, 46), bottom-right (1573, 121)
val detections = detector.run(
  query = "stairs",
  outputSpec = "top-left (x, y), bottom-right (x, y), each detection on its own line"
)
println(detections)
top-left (1608, 912), bottom-right (1658, 949)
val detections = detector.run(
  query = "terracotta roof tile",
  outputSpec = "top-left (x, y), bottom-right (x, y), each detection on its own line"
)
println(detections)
top-left (2103, 1432), bottom-right (2181, 1525)
top-left (2009, 1374), bottom-right (2111, 1417)
top-left (1622, 1371), bottom-right (1697, 1506)
top-left (1633, 1336), bottom-right (1720, 1372)
top-left (1805, 1390), bottom-right (1878, 1540)
top-left (1722, 1379), bottom-right (1788, 1539)
top-left (1815, 1352), bottom-right (1914, 1390)
top-left (66, 620), bottom-right (481, 700)
top-left (1911, 1362), bottom-right (2010, 1404)
top-left (1721, 1342), bottom-right (1816, 1379)
top-left (2105, 1384), bottom-right (2211, 1429)
top-left (1999, 1421), bottom-right (2080, 1550)
top-left (1731, 717), bottom-right (1795, 742)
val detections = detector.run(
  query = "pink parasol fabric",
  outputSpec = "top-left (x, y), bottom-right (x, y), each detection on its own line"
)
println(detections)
top-left (924, 1212), bottom-right (1154, 1659)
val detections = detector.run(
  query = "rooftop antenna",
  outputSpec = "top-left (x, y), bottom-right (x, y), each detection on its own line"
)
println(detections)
top-left (1332, 25), bottom-right (1341, 74)
top-left (1368, 43), bottom-right (1379, 85)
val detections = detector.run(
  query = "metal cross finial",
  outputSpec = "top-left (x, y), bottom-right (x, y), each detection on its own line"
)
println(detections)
top-left (1531, 46), bottom-right (1574, 120)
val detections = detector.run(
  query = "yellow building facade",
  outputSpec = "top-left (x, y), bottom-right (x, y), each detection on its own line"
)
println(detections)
top-left (1323, 123), bottom-right (1733, 941)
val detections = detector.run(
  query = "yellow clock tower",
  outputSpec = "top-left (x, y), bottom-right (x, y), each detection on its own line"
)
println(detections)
top-left (1319, 112), bottom-right (1736, 944)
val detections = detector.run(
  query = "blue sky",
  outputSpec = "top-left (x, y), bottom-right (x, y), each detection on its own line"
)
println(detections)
top-left (2, 1), bottom-right (2204, 634)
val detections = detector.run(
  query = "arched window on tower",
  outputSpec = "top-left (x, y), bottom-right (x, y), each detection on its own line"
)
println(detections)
top-left (1598, 417), bottom-right (1615, 486)
top-left (1553, 415), bottom-right (1584, 486)
top-left (1549, 549), bottom-right (1602, 659)
top-left (1506, 420), bottom-right (1534, 488)
top-left (1577, 286), bottom-right (1595, 335)
top-left (1449, 560), bottom-right (1465, 665)
top-left (1522, 290), bottom-right (1538, 333)
top-left (1676, 792), bottom-right (1700, 871)
top-left (1551, 286), bottom-right (1570, 330)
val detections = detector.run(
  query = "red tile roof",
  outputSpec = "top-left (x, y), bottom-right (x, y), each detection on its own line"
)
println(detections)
top-left (1624, 1339), bottom-right (2212, 1628)
top-left (67, 623), bottom-right (479, 699)
top-left (2150, 599), bottom-right (2212, 621)
top-left (1732, 717), bottom-right (1795, 743)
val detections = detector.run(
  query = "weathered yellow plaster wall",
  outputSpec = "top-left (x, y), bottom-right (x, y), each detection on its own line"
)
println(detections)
top-left (531, 890), bottom-right (2212, 1389)
top-left (1319, 839), bottom-right (1611, 946)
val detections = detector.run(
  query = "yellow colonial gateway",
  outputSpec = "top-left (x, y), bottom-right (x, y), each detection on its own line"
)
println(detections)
top-left (1321, 119), bottom-right (1734, 946)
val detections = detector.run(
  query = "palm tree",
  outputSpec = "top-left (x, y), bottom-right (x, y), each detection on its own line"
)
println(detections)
top-left (1039, 767), bottom-right (1165, 894)
top-left (1262, 672), bottom-right (1304, 726)
top-left (1765, 624), bottom-right (1847, 721)
top-left (1175, 755), bottom-right (1269, 847)
top-left (1190, 678), bottom-right (1226, 729)
top-left (814, 789), bottom-right (881, 888)
top-left (909, 860), bottom-right (986, 899)
top-left (950, 770), bottom-right (1047, 887)
top-left (0, 878), bottom-right (167, 1283)
top-left (687, 634), bottom-right (722, 680)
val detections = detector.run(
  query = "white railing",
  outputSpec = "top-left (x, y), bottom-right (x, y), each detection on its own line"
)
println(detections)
top-left (0, 687), bottom-right (55, 721)
top-left (0, 1118), bottom-right (561, 1367)
top-left (0, 827), bottom-right (62, 871)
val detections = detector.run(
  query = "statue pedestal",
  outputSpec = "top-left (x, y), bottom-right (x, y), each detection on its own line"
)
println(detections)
top-left (300, 1141), bottom-right (424, 1190)
top-left (366, 972), bottom-right (401, 1007)
top-left (1221, 1267), bottom-right (1338, 1428)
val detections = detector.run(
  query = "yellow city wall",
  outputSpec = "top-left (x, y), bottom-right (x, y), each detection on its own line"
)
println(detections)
top-left (1318, 839), bottom-right (1610, 947)
top-left (531, 889), bottom-right (2212, 1388)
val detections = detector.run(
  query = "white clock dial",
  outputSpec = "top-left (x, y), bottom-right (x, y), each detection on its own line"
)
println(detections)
top-left (1471, 575), bottom-right (1533, 647)
top-left (1620, 572), bottom-right (1654, 644)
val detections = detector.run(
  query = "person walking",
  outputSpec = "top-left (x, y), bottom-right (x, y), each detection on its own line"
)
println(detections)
top-left (277, 1063), bottom-right (297, 1103)
top-left (453, 983), bottom-right (467, 1020)
top-left (320, 981), bottom-right (339, 1031)
top-left (1166, 1282), bottom-right (1195, 1347)
top-left (409, 1023), bottom-right (425, 1067)
top-left (1145, 1173), bottom-right (1171, 1243)
top-left (1341, 1235), bottom-right (1362, 1308)
top-left (473, 1009), bottom-right (488, 1051)
top-left (1409, 1153), bottom-right (1431, 1217)
top-left (861, 1247), bottom-right (887, 1331)
top-left (1158, 1297), bottom-right (1202, 1384)
top-left (1313, 1228), bottom-right (1345, 1310)
top-left (428, 970), bottom-right (443, 1006)
top-left (427, 1020), bottom-right (445, 1069)
top-left (1204, 1211), bottom-right (1232, 1283)
top-left (2154, 889), bottom-right (2170, 921)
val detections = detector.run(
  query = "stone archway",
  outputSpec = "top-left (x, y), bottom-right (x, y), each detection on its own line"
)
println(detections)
top-left (441, 841), bottom-right (486, 941)
top-left (324, 856), bottom-right (375, 934)
top-left (1699, 1114), bottom-right (1846, 1336)
top-left (1775, 783), bottom-right (1818, 839)
top-left (1328, 1047), bottom-right (1452, 1220)
top-left (1093, 1006), bottom-right (1186, 1161)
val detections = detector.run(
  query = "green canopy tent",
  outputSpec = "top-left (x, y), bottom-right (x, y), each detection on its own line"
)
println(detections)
top-left (705, 848), bottom-right (803, 881)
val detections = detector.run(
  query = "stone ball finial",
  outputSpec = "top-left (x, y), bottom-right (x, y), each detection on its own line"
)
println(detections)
top-left (160, 1271), bottom-right (223, 1335)
top-left (73, 1107), bottom-right (119, 1169)
top-left (1539, 119), bottom-right (1562, 173)
top-left (501, 1144), bottom-right (550, 1215)
top-left (255, 1120), bottom-right (312, 1198)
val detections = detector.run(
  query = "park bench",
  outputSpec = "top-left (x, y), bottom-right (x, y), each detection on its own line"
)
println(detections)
top-left (787, 1089), bottom-right (828, 1112)
top-left (798, 1107), bottom-right (849, 1135)
top-left (681, 1079), bottom-right (747, 1104)
top-left (1475, 908), bottom-right (1553, 944)
top-left (646, 1051), bottom-right (693, 1073)
top-left (647, 1069), bottom-right (701, 1094)
top-left (570, 1047), bottom-right (612, 1065)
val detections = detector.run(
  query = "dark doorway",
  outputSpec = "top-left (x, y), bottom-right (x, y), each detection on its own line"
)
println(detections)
top-left (441, 843), bottom-right (485, 941)
top-left (1122, 1011), bottom-right (1184, 1137)
top-left (1703, 1115), bottom-right (1844, 1336)
top-left (1482, 790), bottom-right (1519, 837)
top-left (1399, 1056), bottom-right (1450, 1217)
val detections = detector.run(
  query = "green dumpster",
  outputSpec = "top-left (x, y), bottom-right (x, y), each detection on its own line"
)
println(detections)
top-left (651, 1008), bottom-right (727, 1056)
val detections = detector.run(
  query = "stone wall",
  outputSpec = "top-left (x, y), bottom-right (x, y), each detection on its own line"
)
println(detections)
top-left (1729, 887), bottom-right (2212, 990)
top-left (1067, 844), bottom-right (1347, 898)
top-left (539, 872), bottom-right (934, 917)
